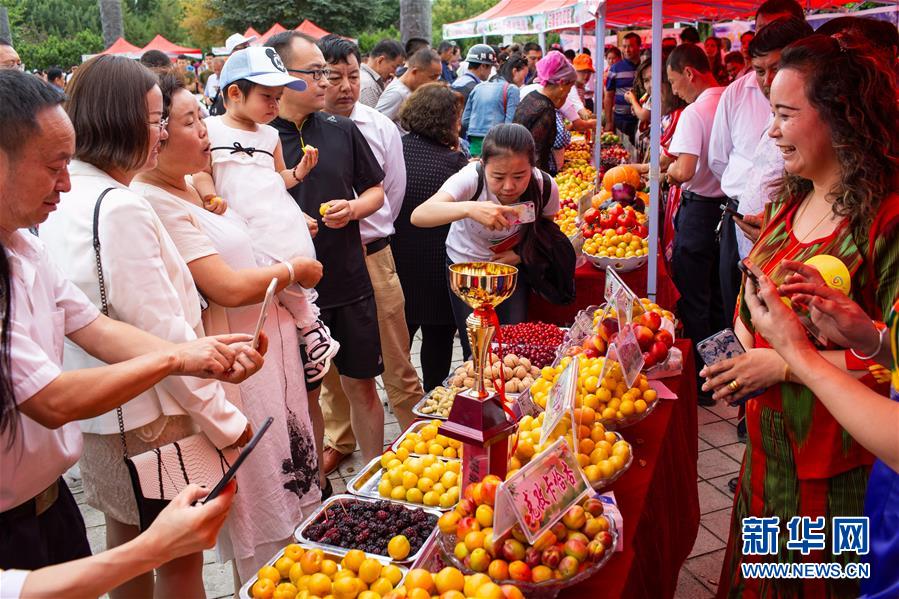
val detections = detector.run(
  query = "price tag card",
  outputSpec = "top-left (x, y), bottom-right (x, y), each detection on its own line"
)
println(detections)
top-left (614, 289), bottom-right (632, 331)
top-left (493, 438), bottom-right (592, 544)
top-left (539, 356), bottom-right (579, 446)
top-left (604, 268), bottom-right (644, 315)
top-left (514, 387), bottom-right (539, 418)
top-left (608, 325), bottom-right (645, 389)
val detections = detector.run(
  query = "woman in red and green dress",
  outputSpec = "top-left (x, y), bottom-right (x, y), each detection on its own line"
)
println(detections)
top-left (699, 35), bottom-right (899, 598)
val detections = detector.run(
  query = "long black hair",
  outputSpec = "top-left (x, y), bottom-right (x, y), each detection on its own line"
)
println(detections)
top-left (0, 70), bottom-right (67, 442)
top-left (496, 53), bottom-right (528, 84)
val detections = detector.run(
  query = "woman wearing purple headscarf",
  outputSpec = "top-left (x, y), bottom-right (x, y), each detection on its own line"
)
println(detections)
top-left (512, 51), bottom-right (576, 175)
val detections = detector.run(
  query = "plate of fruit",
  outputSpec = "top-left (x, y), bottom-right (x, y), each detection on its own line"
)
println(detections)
top-left (580, 204), bottom-right (649, 273)
top-left (436, 482), bottom-right (618, 594)
top-left (296, 495), bottom-right (439, 564)
top-left (490, 322), bottom-right (566, 369)
top-left (509, 411), bottom-right (633, 490)
top-left (530, 356), bottom-right (661, 430)
top-left (241, 543), bottom-right (408, 599)
top-left (349, 452), bottom-right (462, 510)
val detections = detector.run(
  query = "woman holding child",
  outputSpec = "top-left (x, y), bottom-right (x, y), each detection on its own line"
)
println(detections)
top-left (130, 60), bottom-right (325, 584)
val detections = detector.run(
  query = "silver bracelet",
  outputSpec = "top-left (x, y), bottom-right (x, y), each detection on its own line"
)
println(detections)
top-left (282, 261), bottom-right (295, 284)
top-left (849, 325), bottom-right (886, 361)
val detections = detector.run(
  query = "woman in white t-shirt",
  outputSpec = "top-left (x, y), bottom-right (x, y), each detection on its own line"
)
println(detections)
top-left (411, 123), bottom-right (559, 358)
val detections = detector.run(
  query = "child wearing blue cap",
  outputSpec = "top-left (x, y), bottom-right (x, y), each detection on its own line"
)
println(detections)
top-left (194, 46), bottom-right (339, 382)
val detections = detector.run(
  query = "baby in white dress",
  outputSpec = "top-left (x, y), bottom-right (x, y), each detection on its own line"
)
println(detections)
top-left (193, 46), bottom-right (338, 381)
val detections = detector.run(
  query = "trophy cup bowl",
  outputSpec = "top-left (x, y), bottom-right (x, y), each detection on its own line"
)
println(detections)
top-left (444, 262), bottom-right (519, 485)
top-left (449, 262), bottom-right (518, 311)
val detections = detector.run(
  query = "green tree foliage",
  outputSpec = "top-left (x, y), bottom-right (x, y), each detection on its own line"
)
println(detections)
top-left (7, 0), bottom-right (190, 68)
top-left (208, 0), bottom-right (399, 39)
top-left (431, 0), bottom-right (494, 43)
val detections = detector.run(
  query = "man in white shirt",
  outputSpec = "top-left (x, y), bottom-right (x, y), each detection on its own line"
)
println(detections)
top-left (665, 44), bottom-right (727, 406)
top-left (203, 56), bottom-right (224, 103)
top-left (0, 70), bottom-right (262, 570)
top-left (317, 36), bottom-right (423, 472)
top-left (708, 17), bottom-right (813, 316)
top-left (375, 47), bottom-right (442, 127)
top-left (359, 39), bottom-right (405, 108)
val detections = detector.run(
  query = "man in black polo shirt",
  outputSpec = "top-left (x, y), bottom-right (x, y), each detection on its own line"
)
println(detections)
top-left (269, 31), bottom-right (387, 469)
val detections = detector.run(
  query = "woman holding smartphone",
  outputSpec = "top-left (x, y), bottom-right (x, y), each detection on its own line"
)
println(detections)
top-left (411, 123), bottom-right (559, 359)
top-left (131, 72), bottom-right (324, 586)
top-left (698, 36), bottom-right (899, 598)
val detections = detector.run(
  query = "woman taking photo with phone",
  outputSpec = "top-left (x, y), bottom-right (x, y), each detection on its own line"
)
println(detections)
top-left (131, 72), bottom-right (324, 587)
top-left (698, 35), bottom-right (899, 598)
top-left (411, 123), bottom-right (560, 359)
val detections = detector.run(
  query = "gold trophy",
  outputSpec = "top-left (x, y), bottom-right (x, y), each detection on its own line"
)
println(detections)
top-left (443, 262), bottom-right (519, 486)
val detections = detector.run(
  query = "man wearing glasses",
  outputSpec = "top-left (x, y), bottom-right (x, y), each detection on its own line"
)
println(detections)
top-left (268, 32), bottom-right (388, 480)
top-left (0, 40), bottom-right (24, 71)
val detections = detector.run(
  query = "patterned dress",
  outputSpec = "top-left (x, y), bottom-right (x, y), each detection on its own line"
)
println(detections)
top-left (717, 193), bottom-right (899, 599)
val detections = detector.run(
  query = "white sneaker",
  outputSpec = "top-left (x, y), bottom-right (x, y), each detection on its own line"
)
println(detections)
top-left (300, 320), bottom-right (340, 382)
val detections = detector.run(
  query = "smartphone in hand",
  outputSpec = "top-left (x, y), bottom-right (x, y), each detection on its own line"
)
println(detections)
top-left (202, 417), bottom-right (274, 504)
top-left (251, 279), bottom-right (278, 349)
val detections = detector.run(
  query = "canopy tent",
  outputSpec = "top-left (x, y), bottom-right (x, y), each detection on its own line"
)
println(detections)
top-left (258, 23), bottom-right (287, 44)
top-left (442, 0), bottom-right (867, 38)
top-left (295, 19), bottom-right (331, 39)
top-left (140, 34), bottom-right (202, 58)
top-left (97, 36), bottom-right (142, 57)
top-left (244, 27), bottom-right (262, 40)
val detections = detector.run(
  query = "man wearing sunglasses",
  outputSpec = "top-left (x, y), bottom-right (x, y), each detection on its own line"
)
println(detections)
top-left (268, 31), bottom-right (388, 482)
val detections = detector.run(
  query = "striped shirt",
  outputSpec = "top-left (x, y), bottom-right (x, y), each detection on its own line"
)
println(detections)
top-left (606, 59), bottom-right (638, 119)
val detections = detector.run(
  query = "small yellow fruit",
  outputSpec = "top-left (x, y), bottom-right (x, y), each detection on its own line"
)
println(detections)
top-left (388, 534), bottom-right (411, 560)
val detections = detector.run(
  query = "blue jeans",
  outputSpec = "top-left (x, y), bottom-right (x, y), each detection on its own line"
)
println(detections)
top-left (446, 257), bottom-right (530, 361)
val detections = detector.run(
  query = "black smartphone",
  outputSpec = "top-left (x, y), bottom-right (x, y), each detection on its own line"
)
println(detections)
top-left (720, 203), bottom-right (744, 221)
top-left (202, 416), bottom-right (274, 504)
top-left (738, 258), bottom-right (759, 286)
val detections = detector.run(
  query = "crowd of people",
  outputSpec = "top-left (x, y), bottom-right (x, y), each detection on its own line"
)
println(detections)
top-left (0, 0), bottom-right (897, 597)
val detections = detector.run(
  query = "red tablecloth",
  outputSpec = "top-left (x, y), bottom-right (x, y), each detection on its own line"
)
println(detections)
top-left (528, 257), bottom-right (679, 327)
top-left (563, 339), bottom-right (700, 599)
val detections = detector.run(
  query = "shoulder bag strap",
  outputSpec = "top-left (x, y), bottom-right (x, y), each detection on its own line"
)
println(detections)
top-left (502, 82), bottom-right (510, 115)
top-left (92, 187), bottom-right (130, 459)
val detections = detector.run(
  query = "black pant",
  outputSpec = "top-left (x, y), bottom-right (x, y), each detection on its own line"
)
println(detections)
top-left (407, 322), bottom-right (457, 391)
top-left (0, 478), bottom-right (92, 570)
top-left (719, 199), bottom-right (743, 323)
top-left (671, 192), bottom-right (726, 395)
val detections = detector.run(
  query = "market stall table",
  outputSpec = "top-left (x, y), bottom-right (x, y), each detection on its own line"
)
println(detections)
top-left (562, 339), bottom-right (700, 599)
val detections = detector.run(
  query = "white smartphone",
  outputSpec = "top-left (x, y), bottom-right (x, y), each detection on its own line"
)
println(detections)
top-left (252, 278), bottom-right (278, 349)
top-left (506, 201), bottom-right (537, 226)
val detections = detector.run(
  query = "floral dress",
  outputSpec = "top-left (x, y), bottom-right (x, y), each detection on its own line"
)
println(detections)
top-left (717, 193), bottom-right (899, 599)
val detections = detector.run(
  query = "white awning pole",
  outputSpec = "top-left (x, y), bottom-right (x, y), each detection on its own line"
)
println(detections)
top-left (647, 0), bottom-right (663, 300)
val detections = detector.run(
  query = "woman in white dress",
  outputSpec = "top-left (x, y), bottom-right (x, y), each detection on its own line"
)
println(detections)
top-left (132, 72), bottom-right (324, 585)
top-left (39, 56), bottom-right (254, 599)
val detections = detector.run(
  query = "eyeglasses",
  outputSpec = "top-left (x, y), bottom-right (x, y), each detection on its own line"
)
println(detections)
top-left (288, 67), bottom-right (332, 81)
top-left (148, 117), bottom-right (169, 133)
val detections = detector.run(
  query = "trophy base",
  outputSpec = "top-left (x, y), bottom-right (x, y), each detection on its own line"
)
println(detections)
top-left (440, 388), bottom-right (517, 446)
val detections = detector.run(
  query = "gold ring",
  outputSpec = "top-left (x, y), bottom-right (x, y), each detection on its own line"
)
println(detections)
top-left (728, 380), bottom-right (742, 392)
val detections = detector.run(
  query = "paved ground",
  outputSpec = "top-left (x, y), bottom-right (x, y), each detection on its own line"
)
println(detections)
top-left (71, 332), bottom-right (742, 598)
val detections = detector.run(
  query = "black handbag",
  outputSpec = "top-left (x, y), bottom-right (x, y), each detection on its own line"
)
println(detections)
top-left (91, 188), bottom-right (232, 531)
